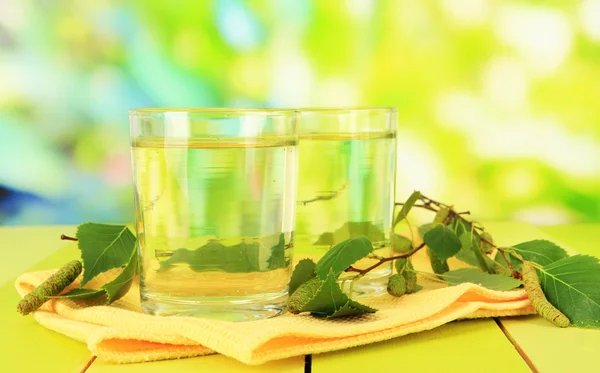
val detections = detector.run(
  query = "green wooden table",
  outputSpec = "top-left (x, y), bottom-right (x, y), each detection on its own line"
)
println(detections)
top-left (1, 222), bottom-right (598, 372)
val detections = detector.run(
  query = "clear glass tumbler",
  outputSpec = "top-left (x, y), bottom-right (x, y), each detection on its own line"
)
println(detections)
top-left (129, 109), bottom-right (298, 321)
top-left (295, 107), bottom-right (397, 297)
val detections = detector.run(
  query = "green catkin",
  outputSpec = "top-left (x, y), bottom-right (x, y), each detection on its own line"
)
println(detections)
top-left (387, 274), bottom-right (407, 297)
top-left (403, 270), bottom-right (418, 293)
top-left (433, 207), bottom-right (450, 224)
top-left (392, 235), bottom-right (413, 253)
top-left (427, 248), bottom-right (449, 275)
top-left (286, 277), bottom-right (322, 314)
top-left (17, 260), bottom-right (82, 315)
top-left (522, 261), bottom-right (570, 328)
top-left (395, 258), bottom-right (417, 293)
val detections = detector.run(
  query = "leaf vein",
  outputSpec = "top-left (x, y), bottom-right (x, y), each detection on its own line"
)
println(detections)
top-left (85, 226), bottom-right (132, 280)
top-left (541, 269), bottom-right (600, 310)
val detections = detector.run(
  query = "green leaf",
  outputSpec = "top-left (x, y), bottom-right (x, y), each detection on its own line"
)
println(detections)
top-left (324, 302), bottom-right (360, 319)
top-left (303, 270), bottom-right (352, 315)
top-left (395, 258), bottom-right (413, 274)
top-left (418, 223), bottom-right (434, 238)
top-left (77, 223), bottom-right (137, 286)
top-left (456, 233), bottom-right (480, 268)
top-left (513, 240), bottom-right (568, 266)
top-left (325, 300), bottom-right (377, 319)
top-left (495, 240), bottom-right (569, 271)
top-left (455, 248), bottom-right (496, 272)
top-left (314, 222), bottom-right (385, 246)
top-left (58, 288), bottom-right (106, 300)
top-left (458, 232), bottom-right (493, 272)
top-left (423, 225), bottom-right (461, 261)
top-left (493, 250), bottom-right (521, 270)
top-left (347, 299), bottom-right (377, 313)
top-left (267, 233), bottom-right (287, 270)
top-left (190, 241), bottom-right (260, 272)
top-left (391, 234), bottom-right (413, 253)
top-left (427, 248), bottom-right (449, 274)
top-left (454, 249), bottom-right (480, 267)
top-left (289, 258), bottom-right (317, 295)
top-left (459, 232), bottom-right (474, 252)
top-left (314, 232), bottom-right (334, 246)
top-left (450, 219), bottom-right (469, 237)
top-left (393, 191), bottom-right (421, 226)
top-left (480, 231), bottom-right (494, 253)
top-left (159, 233), bottom-right (288, 273)
top-left (303, 270), bottom-right (375, 317)
top-left (442, 268), bottom-right (522, 291)
top-left (538, 255), bottom-right (600, 328)
top-left (433, 207), bottom-right (450, 224)
top-left (102, 246), bottom-right (139, 303)
top-left (315, 236), bottom-right (374, 280)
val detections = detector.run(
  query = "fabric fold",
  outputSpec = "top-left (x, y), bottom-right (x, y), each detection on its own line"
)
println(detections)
top-left (15, 267), bottom-right (534, 365)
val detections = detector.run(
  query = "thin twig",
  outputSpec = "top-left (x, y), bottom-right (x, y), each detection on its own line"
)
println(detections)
top-left (394, 202), bottom-right (437, 213)
top-left (412, 193), bottom-right (521, 275)
top-left (61, 234), bottom-right (78, 241)
top-left (496, 247), bottom-right (516, 271)
top-left (298, 183), bottom-right (347, 206)
top-left (398, 193), bottom-right (522, 277)
top-left (419, 195), bottom-right (451, 209)
top-left (345, 242), bottom-right (426, 276)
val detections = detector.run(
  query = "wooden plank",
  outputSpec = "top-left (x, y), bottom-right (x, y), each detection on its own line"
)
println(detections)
top-left (498, 315), bottom-right (600, 373)
top-left (314, 222), bottom-right (600, 372)
top-left (0, 240), bottom-right (93, 373)
top-left (0, 226), bottom-right (304, 372)
top-left (4, 223), bottom-right (597, 372)
top-left (491, 222), bottom-right (600, 373)
top-left (313, 319), bottom-right (531, 372)
top-left (313, 222), bottom-right (538, 372)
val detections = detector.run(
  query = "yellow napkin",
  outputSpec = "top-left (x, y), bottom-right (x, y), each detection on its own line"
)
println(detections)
top-left (15, 255), bottom-right (535, 365)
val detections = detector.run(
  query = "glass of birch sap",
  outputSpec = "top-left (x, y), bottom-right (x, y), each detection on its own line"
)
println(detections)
top-left (296, 107), bottom-right (397, 297)
top-left (129, 109), bottom-right (298, 321)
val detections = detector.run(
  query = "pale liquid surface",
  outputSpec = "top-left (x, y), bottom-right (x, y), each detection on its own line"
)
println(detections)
top-left (132, 139), bottom-right (297, 308)
top-left (295, 133), bottom-right (396, 295)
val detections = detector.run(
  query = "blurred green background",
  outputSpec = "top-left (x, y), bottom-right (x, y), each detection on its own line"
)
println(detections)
top-left (0, 0), bottom-right (598, 225)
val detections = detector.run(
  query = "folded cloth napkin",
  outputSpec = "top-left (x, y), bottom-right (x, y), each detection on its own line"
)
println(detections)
top-left (15, 254), bottom-right (535, 365)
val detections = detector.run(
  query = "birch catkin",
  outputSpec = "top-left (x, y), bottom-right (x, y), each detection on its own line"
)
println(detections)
top-left (287, 277), bottom-right (321, 314)
top-left (17, 260), bottom-right (82, 315)
top-left (387, 274), bottom-right (407, 297)
top-left (522, 261), bottom-right (570, 328)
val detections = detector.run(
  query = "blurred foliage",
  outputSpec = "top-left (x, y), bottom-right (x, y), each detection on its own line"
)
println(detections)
top-left (0, 0), bottom-right (598, 225)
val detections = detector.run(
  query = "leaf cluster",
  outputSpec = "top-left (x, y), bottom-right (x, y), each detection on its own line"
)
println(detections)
top-left (159, 233), bottom-right (287, 273)
top-left (286, 237), bottom-right (377, 318)
top-left (59, 223), bottom-right (139, 304)
top-left (19, 191), bottom-right (600, 328)
top-left (389, 191), bottom-right (600, 328)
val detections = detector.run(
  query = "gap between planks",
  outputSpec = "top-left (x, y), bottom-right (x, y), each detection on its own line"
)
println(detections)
top-left (79, 355), bottom-right (97, 373)
top-left (494, 318), bottom-right (539, 373)
top-left (304, 354), bottom-right (312, 373)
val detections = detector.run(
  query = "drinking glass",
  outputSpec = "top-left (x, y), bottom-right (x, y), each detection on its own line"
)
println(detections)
top-left (129, 109), bottom-right (299, 321)
top-left (295, 107), bottom-right (397, 296)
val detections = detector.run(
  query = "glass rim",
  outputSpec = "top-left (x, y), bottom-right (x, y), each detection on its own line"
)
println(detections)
top-left (298, 106), bottom-right (397, 114)
top-left (129, 108), bottom-right (299, 117)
